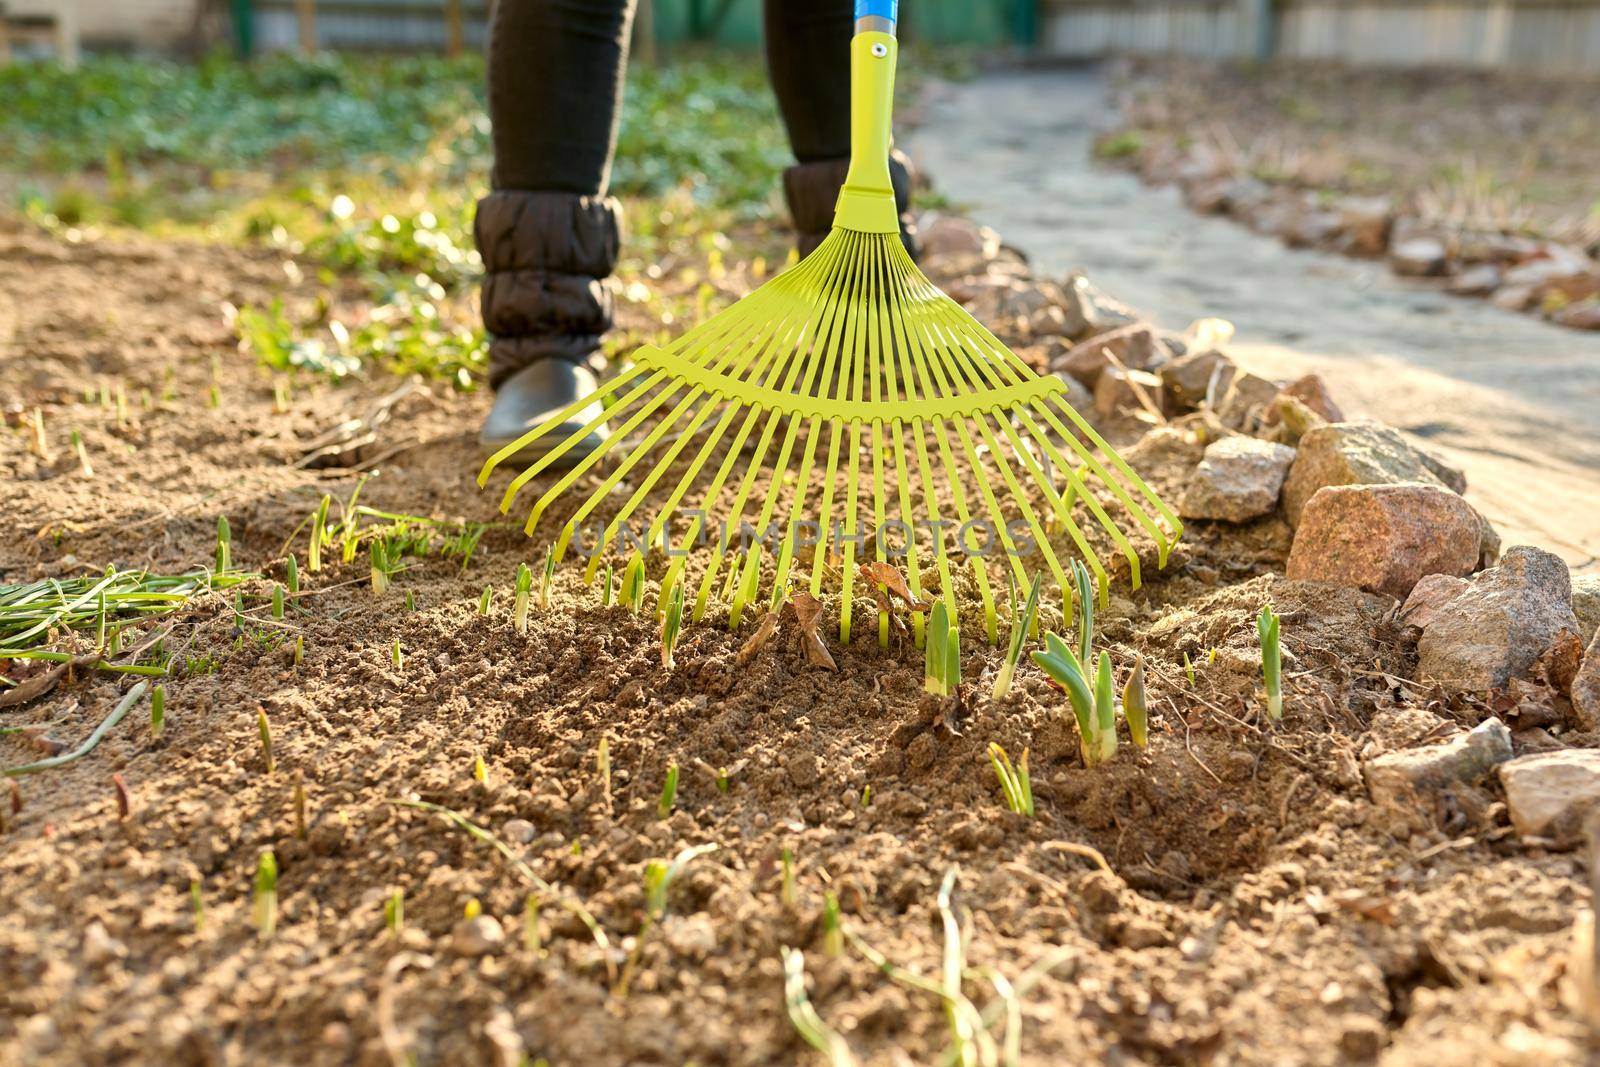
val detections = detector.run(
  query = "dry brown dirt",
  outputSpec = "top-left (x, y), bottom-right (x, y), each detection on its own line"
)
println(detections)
top-left (1, 216), bottom-right (1596, 1066)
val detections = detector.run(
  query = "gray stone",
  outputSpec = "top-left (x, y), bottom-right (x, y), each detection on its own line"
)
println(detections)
top-left (1052, 322), bottom-right (1170, 388)
top-left (1286, 483), bottom-right (1483, 599)
top-left (1499, 750), bottom-right (1600, 846)
top-left (1573, 574), bottom-right (1600, 645)
top-left (1390, 236), bottom-right (1449, 277)
top-left (1575, 632), bottom-right (1600, 732)
top-left (1282, 420), bottom-right (1460, 527)
top-left (1363, 716), bottom-right (1512, 811)
top-left (1416, 546), bottom-right (1581, 693)
top-left (1400, 573), bottom-right (1471, 630)
top-left (919, 215), bottom-right (1001, 262)
top-left (1158, 349), bottom-right (1231, 411)
top-left (1214, 371), bottom-right (1282, 430)
top-left (1058, 273), bottom-right (1136, 341)
top-left (452, 915), bottom-right (506, 956)
top-left (1178, 437), bottom-right (1296, 523)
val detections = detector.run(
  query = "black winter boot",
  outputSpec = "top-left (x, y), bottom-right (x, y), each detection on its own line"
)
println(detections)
top-left (783, 148), bottom-right (918, 260)
top-left (475, 190), bottom-right (622, 465)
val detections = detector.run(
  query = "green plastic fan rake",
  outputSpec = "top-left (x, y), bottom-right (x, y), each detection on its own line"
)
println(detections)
top-left (479, 3), bottom-right (1181, 644)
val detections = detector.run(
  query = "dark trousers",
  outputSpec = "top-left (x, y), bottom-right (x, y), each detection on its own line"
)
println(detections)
top-left (487, 0), bottom-right (856, 195)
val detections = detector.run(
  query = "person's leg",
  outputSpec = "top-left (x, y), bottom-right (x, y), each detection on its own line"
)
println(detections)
top-left (763, 0), bottom-right (916, 257)
top-left (475, 0), bottom-right (636, 462)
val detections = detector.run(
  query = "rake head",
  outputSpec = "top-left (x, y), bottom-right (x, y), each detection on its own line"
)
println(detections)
top-left (478, 14), bottom-right (1181, 645)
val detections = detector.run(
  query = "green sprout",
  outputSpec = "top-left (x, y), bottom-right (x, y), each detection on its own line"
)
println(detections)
top-left (991, 572), bottom-right (1043, 701)
top-left (478, 584), bottom-right (492, 616)
top-left (987, 742), bottom-right (1033, 816)
top-left (622, 551), bottom-right (646, 614)
top-left (860, 785), bottom-right (871, 807)
top-left (596, 738), bottom-right (612, 802)
top-left (523, 893), bottom-right (542, 954)
top-left (822, 891), bottom-right (844, 958)
top-left (473, 752), bottom-right (488, 786)
top-left (643, 843), bottom-right (719, 924)
top-left (513, 562), bottom-right (533, 635)
top-left (71, 429), bottom-right (93, 477)
top-left (463, 898), bottom-right (482, 921)
top-left (257, 707), bottom-right (274, 775)
top-left (293, 772), bottom-right (307, 840)
top-left (150, 684), bottom-right (166, 738)
top-left (1032, 633), bottom-right (1117, 767)
top-left (924, 600), bottom-right (961, 696)
top-left (1070, 558), bottom-right (1094, 667)
top-left (253, 849), bottom-right (278, 940)
top-left (657, 761), bottom-right (679, 820)
top-left (292, 635), bottom-right (304, 666)
top-left (781, 947), bottom-right (856, 1066)
top-left (781, 846), bottom-right (798, 908)
top-left (539, 543), bottom-right (556, 610)
top-left (385, 888), bottom-right (404, 934)
top-left (284, 554), bottom-right (300, 594)
top-left (1183, 650), bottom-right (1197, 687)
top-left (391, 638), bottom-right (403, 669)
top-left (1258, 603), bottom-right (1283, 721)
top-left (215, 516), bottom-right (232, 573)
top-left (405, 589), bottom-right (415, 612)
top-left (602, 561), bottom-right (614, 607)
top-left (660, 578), bottom-right (685, 670)
top-left (1123, 655), bottom-right (1149, 748)
top-left (368, 541), bottom-right (392, 597)
top-left (308, 496), bottom-right (330, 573)
top-left (271, 584), bottom-right (284, 620)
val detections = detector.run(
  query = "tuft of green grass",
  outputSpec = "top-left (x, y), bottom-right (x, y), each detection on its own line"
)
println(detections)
top-left (253, 849), bottom-right (278, 940)
top-left (987, 742), bottom-right (1034, 816)
top-left (657, 761), bottom-right (679, 820)
top-left (1258, 603), bottom-right (1283, 721)
top-left (1095, 129), bottom-right (1145, 161)
top-left (991, 572), bottom-right (1043, 701)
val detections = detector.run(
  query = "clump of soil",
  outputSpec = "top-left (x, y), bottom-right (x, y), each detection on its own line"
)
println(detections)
top-left (1, 214), bottom-right (1596, 1066)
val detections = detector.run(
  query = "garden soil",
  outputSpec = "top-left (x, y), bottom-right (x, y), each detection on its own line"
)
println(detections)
top-left (1, 212), bottom-right (1595, 1067)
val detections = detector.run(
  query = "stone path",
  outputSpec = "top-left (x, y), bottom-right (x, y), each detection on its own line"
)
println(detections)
top-left (909, 68), bottom-right (1600, 572)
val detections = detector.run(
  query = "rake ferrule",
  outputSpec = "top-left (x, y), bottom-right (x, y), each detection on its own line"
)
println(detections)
top-left (834, 30), bottom-right (901, 235)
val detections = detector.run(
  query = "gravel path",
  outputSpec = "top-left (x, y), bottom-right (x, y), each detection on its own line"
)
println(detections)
top-left (909, 68), bottom-right (1600, 571)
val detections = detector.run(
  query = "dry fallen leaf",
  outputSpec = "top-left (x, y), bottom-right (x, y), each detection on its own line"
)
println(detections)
top-left (859, 561), bottom-right (931, 611)
top-left (735, 611), bottom-right (782, 665)
top-left (788, 593), bottom-right (837, 671)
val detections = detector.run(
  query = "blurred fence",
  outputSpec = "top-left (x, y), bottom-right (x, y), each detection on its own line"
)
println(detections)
top-left (1041, 0), bottom-right (1600, 73)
